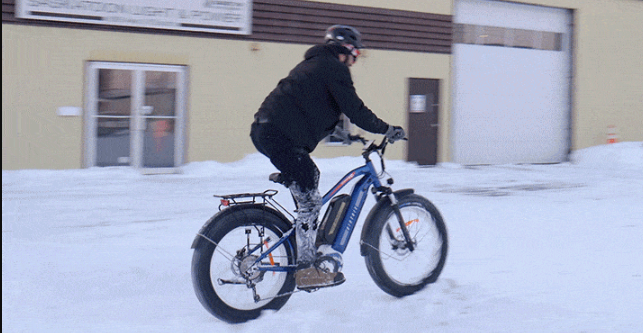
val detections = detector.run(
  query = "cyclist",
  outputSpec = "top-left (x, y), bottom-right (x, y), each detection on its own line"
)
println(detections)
top-left (250, 25), bottom-right (406, 289)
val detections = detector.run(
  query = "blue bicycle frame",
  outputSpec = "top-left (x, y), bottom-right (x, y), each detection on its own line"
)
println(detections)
top-left (251, 157), bottom-right (384, 273)
top-left (322, 161), bottom-right (383, 252)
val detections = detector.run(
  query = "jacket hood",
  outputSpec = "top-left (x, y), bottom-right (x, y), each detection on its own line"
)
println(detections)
top-left (304, 44), bottom-right (348, 60)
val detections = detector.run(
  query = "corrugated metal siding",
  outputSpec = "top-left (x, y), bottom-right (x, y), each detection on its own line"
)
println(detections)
top-left (252, 0), bottom-right (452, 53)
top-left (3, 0), bottom-right (452, 54)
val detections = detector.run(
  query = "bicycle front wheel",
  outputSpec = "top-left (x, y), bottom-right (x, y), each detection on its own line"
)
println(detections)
top-left (363, 194), bottom-right (448, 297)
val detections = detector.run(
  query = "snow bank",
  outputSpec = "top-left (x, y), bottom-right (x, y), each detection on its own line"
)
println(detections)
top-left (570, 141), bottom-right (643, 171)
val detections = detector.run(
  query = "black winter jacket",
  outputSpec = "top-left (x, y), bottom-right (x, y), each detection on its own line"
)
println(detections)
top-left (253, 44), bottom-right (389, 152)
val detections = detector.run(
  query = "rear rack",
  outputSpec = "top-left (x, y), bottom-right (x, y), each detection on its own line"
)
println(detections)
top-left (213, 190), bottom-right (294, 220)
top-left (214, 189), bottom-right (278, 204)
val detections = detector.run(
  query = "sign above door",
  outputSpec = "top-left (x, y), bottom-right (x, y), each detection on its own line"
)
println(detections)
top-left (16, 0), bottom-right (252, 35)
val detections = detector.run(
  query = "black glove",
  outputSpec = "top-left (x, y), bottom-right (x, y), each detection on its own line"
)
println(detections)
top-left (385, 125), bottom-right (406, 142)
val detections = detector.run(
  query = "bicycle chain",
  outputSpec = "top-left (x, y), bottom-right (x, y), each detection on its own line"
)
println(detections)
top-left (255, 287), bottom-right (318, 302)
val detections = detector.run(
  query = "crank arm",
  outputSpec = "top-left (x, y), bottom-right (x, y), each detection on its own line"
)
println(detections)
top-left (217, 278), bottom-right (246, 285)
top-left (254, 288), bottom-right (311, 303)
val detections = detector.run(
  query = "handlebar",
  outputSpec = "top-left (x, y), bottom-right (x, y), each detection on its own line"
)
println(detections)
top-left (333, 126), bottom-right (406, 161)
top-left (345, 134), bottom-right (390, 178)
top-left (348, 134), bottom-right (387, 153)
top-left (331, 125), bottom-right (406, 184)
top-left (333, 125), bottom-right (406, 153)
top-left (339, 133), bottom-right (405, 179)
top-left (347, 134), bottom-right (407, 160)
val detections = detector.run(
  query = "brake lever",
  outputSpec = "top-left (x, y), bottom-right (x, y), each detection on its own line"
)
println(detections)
top-left (378, 136), bottom-right (407, 154)
top-left (347, 134), bottom-right (367, 145)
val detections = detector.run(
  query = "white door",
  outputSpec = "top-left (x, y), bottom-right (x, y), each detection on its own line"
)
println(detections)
top-left (452, 0), bottom-right (572, 164)
top-left (84, 62), bottom-right (187, 173)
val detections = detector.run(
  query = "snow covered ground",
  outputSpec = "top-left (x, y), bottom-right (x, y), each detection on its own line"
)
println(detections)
top-left (3, 142), bottom-right (642, 332)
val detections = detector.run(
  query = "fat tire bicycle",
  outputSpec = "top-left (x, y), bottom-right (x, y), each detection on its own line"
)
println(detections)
top-left (191, 135), bottom-right (448, 323)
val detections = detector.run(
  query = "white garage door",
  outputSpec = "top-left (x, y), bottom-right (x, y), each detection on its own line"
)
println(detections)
top-left (452, 0), bottom-right (572, 164)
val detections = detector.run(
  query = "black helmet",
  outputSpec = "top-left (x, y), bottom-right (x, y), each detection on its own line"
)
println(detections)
top-left (324, 25), bottom-right (364, 49)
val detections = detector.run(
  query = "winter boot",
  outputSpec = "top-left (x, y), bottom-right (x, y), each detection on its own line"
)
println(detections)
top-left (296, 245), bottom-right (345, 290)
top-left (295, 265), bottom-right (346, 290)
top-left (315, 244), bottom-right (343, 273)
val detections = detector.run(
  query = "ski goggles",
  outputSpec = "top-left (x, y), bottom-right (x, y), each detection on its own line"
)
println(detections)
top-left (342, 43), bottom-right (361, 60)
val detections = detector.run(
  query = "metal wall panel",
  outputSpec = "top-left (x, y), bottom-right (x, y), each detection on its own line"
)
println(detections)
top-left (3, 0), bottom-right (453, 54)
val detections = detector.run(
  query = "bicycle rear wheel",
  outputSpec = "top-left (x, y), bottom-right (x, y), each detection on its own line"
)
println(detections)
top-left (192, 208), bottom-right (296, 323)
top-left (363, 194), bottom-right (448, 297)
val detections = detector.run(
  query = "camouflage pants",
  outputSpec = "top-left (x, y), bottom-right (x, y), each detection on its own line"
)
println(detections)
top-left (289, 173), bottom-right (322, 265)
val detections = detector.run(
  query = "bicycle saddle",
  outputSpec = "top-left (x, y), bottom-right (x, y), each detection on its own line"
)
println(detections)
top-left (269, 172), bottom-right (293, 187)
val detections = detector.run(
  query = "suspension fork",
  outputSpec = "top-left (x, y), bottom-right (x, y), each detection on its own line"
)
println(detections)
top-left (387, 193), bottom-right (415, 252)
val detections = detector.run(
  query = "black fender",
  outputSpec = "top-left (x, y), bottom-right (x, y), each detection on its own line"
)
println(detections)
top-left (191, 204), bottom-right (293, 249)
top-left (360, 189), bottom-right (414, 256)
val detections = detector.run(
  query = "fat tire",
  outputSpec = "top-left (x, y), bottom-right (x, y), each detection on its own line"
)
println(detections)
top-left (191, 208), bottom-right (296, 323)
top-left (363, 194), bottom-right (448, 297)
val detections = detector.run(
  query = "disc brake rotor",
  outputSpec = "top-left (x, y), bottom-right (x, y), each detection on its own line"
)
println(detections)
top-left (389, 236), bottom-right (416, 256)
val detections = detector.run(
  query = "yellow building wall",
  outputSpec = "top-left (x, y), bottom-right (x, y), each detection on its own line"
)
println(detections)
top-left (570, 0), bottom-right (643, 147)
top-left (3, 25), bottom-right (85, 170)
top-left (2, 26), bottom-right (192, 169)
top-left (3, 0), bottom-right (642, 170)
top-left (2, 24), bottom-right (450, 169)
top-left (190, 41), bottom-right (452, 163)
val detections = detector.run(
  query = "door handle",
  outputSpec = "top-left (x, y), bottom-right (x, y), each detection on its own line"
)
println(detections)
top-left (141, 106), bottom-right (154, 115)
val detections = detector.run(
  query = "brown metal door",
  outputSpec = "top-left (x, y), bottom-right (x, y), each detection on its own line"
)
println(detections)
top-left (407, 78), bottom-right (439, 165)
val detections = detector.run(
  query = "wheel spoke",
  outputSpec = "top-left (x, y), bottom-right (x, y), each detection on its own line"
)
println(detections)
top-left (196, 232), bottom-right (237, 261)
top-left (364, 196), bottom-right (448, 297)
top-left (207, 224), bottom-right (298, 312)
top-left (379, 206), bottom-right (443, 285)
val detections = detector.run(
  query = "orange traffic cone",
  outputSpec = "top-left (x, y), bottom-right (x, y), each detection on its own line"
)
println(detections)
top-left (607, 125), bottom-right (618, 144)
